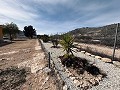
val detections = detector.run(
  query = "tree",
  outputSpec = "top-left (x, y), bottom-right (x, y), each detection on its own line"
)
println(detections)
top-left (42, 34), bottom-right (50, 42)
top-left (23, 25), bottom-right (36, 38)
top-left (3, 22), bottom-right (19, 41)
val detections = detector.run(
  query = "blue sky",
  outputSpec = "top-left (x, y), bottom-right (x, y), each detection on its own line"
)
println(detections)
top-left (0, 0), bottom-right (120, 35)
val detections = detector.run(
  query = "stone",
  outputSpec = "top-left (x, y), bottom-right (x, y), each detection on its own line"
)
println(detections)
top-left (95, 77), bottom-right (100, 82)
top-left (43, 67), bottom-right (51, 73)
top-left (67, 72), bottom-right (72, 76)
top-left (113, 61), bottom-right (120, 67)
top-left (91, 55), bottom-right (95, 58)
top-left (74, 80), bottom-right (80, 87)
top-left (95, 56), bottom-right (102, 59)
top-left (79, 81), bottom-right (83, 85)
top-left (70, 76), bottom-right (76, 80)
top-left (81, 51), bottom-right (86, 53)
top-left (85, 52), bottom-right (91, 56)
top-left (63, 85), bottom-right (67, 90)
top-left (97, 75), bottom-right (102, 81)
top-left (82, 81), bottom-right (90, 89)
top-left (101, 58), bottom-right (112, 63)
top-left (89, 79), bottom-right (95, 85)
top-left (66, 69), bottom-right (69, 73)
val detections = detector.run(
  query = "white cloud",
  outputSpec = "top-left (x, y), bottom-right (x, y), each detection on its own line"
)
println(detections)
top-left (0, 0), bottom-right (120, 35)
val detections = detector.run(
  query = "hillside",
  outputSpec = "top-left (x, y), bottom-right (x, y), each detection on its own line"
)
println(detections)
top-left (68, 23), bottom-right (120, 47)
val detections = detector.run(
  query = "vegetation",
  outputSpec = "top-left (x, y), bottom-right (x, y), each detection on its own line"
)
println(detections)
top-left (23, 25), bottom-right (36, 38)
top-left (49, 35), bottom-right (59, 48)
top-left (59, 34), bottom-right (101, 75)
top-left (37, 34), bottom-right (50, 42)
top-left (3, 22), bottom-right (19, 41)
top-left (51, 39), bottom-right (59, 48)
top-left (60, 34), bottom-right (74, 56)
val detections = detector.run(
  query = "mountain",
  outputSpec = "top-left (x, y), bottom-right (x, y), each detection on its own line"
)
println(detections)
top-left (67, 23), bottom-right (120, 47)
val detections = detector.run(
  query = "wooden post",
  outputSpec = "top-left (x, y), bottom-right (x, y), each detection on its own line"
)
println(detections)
top-left (112, 23), bottom-right (119, 61)
top-left (48, 52), bottom-right (51, 68)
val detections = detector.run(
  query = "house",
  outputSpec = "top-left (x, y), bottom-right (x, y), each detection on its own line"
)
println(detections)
top-left (0, 25), bottom-right (3, 42)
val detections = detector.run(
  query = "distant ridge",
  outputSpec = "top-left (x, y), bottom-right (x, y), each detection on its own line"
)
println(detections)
top-left (67, 23), bottom-right (120, 47)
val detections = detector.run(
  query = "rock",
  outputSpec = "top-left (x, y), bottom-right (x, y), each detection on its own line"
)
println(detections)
top-left (74, 80), bottom-right (80, 86)
top-left (101, 58), bottom-right (112, 63)
top-left (81, 51), bottom-right (86, 53)
top-left (95, 77), bottom-right (100, 82)
top-left (70, 77), bottom-right (76, 80)
top-left (91, 55), bottom-right (95, 58)
top-left (89, 79), bottom-right (95, 85)
top-left (67, 72), bottom-right (72, 76)
top-left (95, 56), bottom-right (102, 59)
top-left (82, 81), bottom-right (90, 89)
top-left (85, 52), bottom-right (91, 56)
top-left (113, 61), bottom-right (120, 67)
top-left (89, 78), bottom-right (99, 86)
top-left (43, 67), bottom-right (51, 74)
top-left (97, 75), bottom-right (102, 81)
top-left (63, 85), bottom-right (67, 90)
top-left (79, 81), bottom-right (83, 85)
top-left (65, 69), bottom-right (69, 73)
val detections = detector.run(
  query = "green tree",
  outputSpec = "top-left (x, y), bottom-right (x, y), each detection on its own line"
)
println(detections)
top-left (42, 34), bottom-right (49, 42)
top-left (60, 34), bottom-right (74, 56)
top-left (3, 22), bottom-right (19, 41)
top-left (23, 25), bottom-right (36, 38)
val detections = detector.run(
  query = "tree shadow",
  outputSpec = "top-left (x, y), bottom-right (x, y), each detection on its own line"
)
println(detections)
top-left (13, 39), bottom-right (27, 41)
top-left (0, 41), bottom-right (15, 47)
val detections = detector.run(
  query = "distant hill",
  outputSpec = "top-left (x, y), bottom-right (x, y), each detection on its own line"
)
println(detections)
top-left (67, 23), bottom-right (120, 47)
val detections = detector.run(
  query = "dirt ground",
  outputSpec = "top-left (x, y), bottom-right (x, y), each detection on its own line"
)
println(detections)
top-left (0, 39), bottom-right (57, 90)
top-left (76, 43), bottom-right (120, 60)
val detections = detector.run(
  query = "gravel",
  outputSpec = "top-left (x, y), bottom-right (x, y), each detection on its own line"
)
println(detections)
top-left (42, 41), bottom-right (120, 90)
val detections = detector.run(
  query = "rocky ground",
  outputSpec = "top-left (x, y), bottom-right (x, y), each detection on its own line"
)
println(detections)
top-left (0, 39), bottom-right (57, 90)
top-left (42, 41), bottom-right (120, 90)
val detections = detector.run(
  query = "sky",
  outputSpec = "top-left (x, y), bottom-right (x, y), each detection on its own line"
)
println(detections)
top-left (0, 0), bottom-right (120, 35)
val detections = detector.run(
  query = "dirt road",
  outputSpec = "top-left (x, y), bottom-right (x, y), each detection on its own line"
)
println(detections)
top-left (0, 39), bottom-right (57, 90)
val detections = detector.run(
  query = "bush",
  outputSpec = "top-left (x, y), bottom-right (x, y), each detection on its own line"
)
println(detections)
top-left (51, 39), bottom-right (59, 48)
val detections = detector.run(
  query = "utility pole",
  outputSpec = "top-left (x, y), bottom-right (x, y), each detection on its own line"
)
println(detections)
top-left (112, 23), bottom-right (119, 61)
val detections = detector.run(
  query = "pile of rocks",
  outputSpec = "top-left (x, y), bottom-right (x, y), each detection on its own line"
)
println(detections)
top-left (65, 68), bottom-right (103, 90)
top-left (80, 50), bottom-right (112, 63)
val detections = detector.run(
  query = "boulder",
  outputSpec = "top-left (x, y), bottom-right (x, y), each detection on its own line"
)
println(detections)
top-left (101, 58), bottom-right (112, 63)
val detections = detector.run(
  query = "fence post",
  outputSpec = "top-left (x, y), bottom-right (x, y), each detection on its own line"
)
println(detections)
top-left (48, 52), bottom-right (51, 68)
top-left (112, 23), bottom-right (119, 61)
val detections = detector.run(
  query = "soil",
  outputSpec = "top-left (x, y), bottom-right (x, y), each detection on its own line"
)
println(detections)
top-left (76, 43), bottom-right (120, 61)
top-left (59, 55), bottom-right (106, 89)
top-left (0, 39), bottom-right (57, 90)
